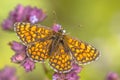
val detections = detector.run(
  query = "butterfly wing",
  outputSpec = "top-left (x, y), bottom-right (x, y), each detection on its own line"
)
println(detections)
top-left (49, 44), bottom-right (72, 73)
top-left (14, 22), bottom-right (53, 44)
top-left (27, 39), bottom-right (53, 62)
top-left (64, 35), bottom-right (99, 64)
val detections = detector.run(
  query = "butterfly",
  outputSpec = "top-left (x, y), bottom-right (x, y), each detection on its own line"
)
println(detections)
top-left (14, 22), bottom-right (99, 73)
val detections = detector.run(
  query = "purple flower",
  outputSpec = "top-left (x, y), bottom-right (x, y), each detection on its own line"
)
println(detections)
top-left (9, 41), bottom-right (26, 52)
top-left (1, 4), bottom-right (46, 30)
top-left (71, 63), bottom-right (82, 73)
top-left (9, 41), bottom-right (26, 63)
top-left (28, 7), bottom-right (46, 22)
top-left (22, 58), bottom-right (35, 72)
top-left (52, 23), bottom-right (61, 32)
top-left (106, 72), bottom-right (120, 80)
top-left (65, 72), bottom-right (79, 80)
top-left (1, 19), bottom-right (13, 30)
top-left (29, 15), bottom-right (38, 24)
top-left (0, 66), bottom-right (18, 80)
top-left (9, 41), bottom-right (35, 72)
top-left (53, 63), bottom-right (82, 80)
top-left (11, 52), bottom-right (26, 63)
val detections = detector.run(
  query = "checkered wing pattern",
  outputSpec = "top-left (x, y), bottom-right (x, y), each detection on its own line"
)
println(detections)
top-left (64, 36), bottom-right (99, 64)
top-left (14, 22), bottom-right (53, 44)
top-left (14, 22), bottom-right (99, 73)
top-left (27, 40), bottom-right (52, 62)
top-left (49, 44), bottom-right (72, 73)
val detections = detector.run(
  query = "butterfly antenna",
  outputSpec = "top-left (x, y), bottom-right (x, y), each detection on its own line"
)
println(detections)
top-left (52, 11), bottom-right (59, 24)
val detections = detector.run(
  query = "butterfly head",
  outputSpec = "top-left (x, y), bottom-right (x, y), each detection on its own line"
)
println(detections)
top-left (58, 28), bottom-right (66, 35)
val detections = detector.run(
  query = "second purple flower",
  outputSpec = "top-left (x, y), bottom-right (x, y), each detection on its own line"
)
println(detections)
top-left (1, 4), bottom-right (46, 30)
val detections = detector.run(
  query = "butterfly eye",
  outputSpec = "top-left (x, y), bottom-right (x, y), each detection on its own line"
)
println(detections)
top-left (58, 29), bottom-right (66, 34)
top-left (62, 30), bottom-right (66, 34)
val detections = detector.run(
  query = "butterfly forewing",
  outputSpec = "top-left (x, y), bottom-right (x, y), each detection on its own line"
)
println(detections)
top-left (64, 35), bottom-right (99, 64)
top-left (14, 22), bottom-right (53, 44)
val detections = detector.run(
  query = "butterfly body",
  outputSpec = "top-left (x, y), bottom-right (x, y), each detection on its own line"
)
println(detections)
top-left (14, 22), bottom-right (99, 73)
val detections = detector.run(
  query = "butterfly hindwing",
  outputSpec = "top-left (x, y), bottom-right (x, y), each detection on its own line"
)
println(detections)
top-left (27, 39), bottom-right (53, 62)
top-left (49, 44), bottom-right (72, 73)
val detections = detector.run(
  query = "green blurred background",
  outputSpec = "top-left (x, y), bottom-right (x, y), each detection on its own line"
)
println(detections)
top-left (0, 0), bottom-right (120, 80)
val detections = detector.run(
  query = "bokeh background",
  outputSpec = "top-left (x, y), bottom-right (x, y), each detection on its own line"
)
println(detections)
top-left (0, 0), bottom-right (120, 80)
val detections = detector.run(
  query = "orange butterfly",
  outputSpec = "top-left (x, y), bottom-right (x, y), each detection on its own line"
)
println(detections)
top-left (14, 22), bottom-right (99, 73)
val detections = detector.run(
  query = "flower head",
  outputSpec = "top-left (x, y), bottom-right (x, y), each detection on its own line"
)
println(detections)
top-left (0, 66), bottom-right (18, 80)
top-left (29, 15), bottom-right (38, 24)
top-left (52, 23), bottom-right (61, 32)
top-left (9, 41), bottom-right (35, 72)
top-left (9, 41), bottom-right (26, 63)
top-left (11, 52), bottom-right (26, 63)
top-left (106, 72), bottom-right (120, 80)
top-left (9, 41), bottom-right (26, 52)
top-left (53, 63), bottom-right (82, 80)
top-left (21, 58), bottom-right (35, 72)
top-left (1, 4), bottom-right (46, 30)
